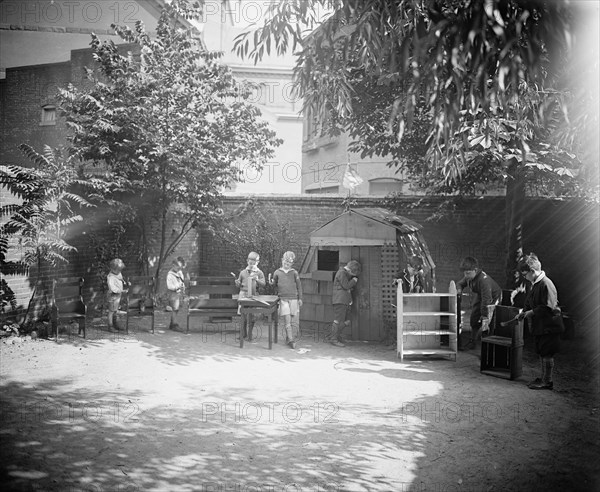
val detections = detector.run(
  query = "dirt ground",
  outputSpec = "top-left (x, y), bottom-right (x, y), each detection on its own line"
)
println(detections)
top-left (1, 311), bottom-right (598, 492)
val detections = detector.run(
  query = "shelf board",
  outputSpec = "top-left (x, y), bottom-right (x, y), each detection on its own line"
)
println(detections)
top-left (401, 293), bottom-right (457, 297)
top-left (480, 369), bottom-right (513, 380)
top-left (400, 348), bottom-right (457, 356)
top-left (401, 311), bottom-right (457, 316)
top-left (403, 330), bottom-right (457, 336)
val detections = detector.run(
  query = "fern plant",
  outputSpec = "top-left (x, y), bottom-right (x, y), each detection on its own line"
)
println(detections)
top-left (0, 144), bottom-right (99, 325)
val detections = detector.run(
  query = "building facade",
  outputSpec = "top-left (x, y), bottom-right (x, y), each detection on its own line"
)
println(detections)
top-left (0, 0), bottom-right (303, 194)
top-left (198, 0), bottom-right (303, 195)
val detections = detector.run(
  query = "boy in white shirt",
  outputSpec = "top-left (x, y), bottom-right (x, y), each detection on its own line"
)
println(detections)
top-left (166, 257), bottom-right (186, 331)
top-left (106, 258), bottom-right (126, 332)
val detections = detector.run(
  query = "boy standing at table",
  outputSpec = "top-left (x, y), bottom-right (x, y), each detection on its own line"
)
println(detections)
top-left (235, 251), bottom-right (266, 342)
top-left (271, 251), bottom-right (303, 349)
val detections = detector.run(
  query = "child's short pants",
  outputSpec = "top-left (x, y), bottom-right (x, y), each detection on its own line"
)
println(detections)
top-left (107, 293), bottom-right (121, 312)
top-left (279, 299), bottom-right (299, 317)
top-left (168, 290), bottom-right (181, 311)
top-left (333, 303), bottom-right (351, 323)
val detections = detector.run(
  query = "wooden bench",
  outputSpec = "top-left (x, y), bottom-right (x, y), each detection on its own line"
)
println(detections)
top-left (124, 276), bottom-right (156, 334)
top-left (186, 276), bottom-right (239, 334)
top-left (50, 276), bottom-right (87, 340)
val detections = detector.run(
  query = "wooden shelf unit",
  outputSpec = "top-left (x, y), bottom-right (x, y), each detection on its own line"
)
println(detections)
top-left (397, 281), bottom-right (458, 361)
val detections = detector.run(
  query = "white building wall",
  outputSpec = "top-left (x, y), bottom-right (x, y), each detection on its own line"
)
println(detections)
top-left (199, 0), bottom-right (303, 195)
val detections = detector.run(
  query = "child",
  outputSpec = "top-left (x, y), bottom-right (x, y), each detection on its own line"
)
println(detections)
top-left (235, 251), bottom-right (266, 342)
top-left (456, 256), bottom-right (502, 351)
top-left (394, 255), bottom-right (425, 293)
top-left (518, 253), bottom-right (564, 390)
top-left (328, 260), bottom-right (361, 347)
top-left (166, 257), bottom-right (186, 331)
top-left (106, 258), bottom-right (126, 332)
top-left (270, 251), bottom-right (303, 349)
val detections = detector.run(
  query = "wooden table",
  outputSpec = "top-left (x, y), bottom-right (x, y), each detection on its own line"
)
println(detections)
top-left (237, 295), bottom-right (279, 349)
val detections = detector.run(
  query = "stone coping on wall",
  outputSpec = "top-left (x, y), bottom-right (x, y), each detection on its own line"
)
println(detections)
top-left (220, 193), bottom-right (511, 206)
top-left (220, 194), bottom-right (591, 207)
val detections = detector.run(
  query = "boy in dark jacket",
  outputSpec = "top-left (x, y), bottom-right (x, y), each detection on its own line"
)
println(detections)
top-left (518, 253), bottom-right (563, 390)
top-left (328, 260), bottom-right (361, 347)
top-left (394, 255), bottom-right (426, 293)
top-left (457, 256), bottom-right (502, 350)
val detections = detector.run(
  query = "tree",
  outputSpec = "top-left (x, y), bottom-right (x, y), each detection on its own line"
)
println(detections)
top-left (58, 0), bottom-right (281, 290)
top-left (234, 0), bottom-right (598, 286)
top-left (0, 144), bottom-right (101, 325)
top-left (214, 201), bottom-right (300, 294)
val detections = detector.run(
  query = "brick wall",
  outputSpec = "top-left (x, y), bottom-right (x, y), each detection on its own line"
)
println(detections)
top-left (199, 195), bottom-right (599, 329)
top-left (199, 195), bottom-right (507, 289)
top-left (0, 61), bottom-right (70, 165)
top-left (3, 194), bottom-right (598, 330)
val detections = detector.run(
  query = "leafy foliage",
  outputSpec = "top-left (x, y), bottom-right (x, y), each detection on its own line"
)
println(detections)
top-left (0, 145), bottom-right (101, 321)
top-left (214, 202), bottom-right (300, 295)
top-left (234, 0), bottom-right (597, 199)
top-left (234, 0), bottom-right (597, 289)
top-left (87, 208), bottom-right (143, 315)
top-left (58, 0), bottom-right (281, 288)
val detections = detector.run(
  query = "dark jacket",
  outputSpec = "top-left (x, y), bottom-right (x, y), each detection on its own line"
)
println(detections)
top-left (333, 267), bottom-right (358, 305)
top-left (457, 270), bottom-right (502, 319)
top-left (524, 272), bottom-right (564, 335)
top-left (395, 269), bottom-right (425, 293)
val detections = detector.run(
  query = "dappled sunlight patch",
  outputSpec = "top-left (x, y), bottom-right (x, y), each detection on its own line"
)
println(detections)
top-left (14, 441), bottom-right (42, 447)
top-left (7, 469), bottom-right (48, 479)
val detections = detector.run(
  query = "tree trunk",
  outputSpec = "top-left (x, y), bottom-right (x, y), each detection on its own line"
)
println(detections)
top-left (154, 207), bottom-right (169, 294)
top-left (504, 158), bottom-right (525, 289)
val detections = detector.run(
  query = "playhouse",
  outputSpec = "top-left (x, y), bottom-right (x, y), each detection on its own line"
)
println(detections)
top-left (299, 208), bottom-right (435, 341)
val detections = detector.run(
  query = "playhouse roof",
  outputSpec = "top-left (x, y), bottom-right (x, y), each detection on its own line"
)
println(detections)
top-left (309, 208), bottom-right (423, 246)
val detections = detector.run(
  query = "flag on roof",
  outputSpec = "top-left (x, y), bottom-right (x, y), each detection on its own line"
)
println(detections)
top-left (342, 162), bottom-right (363, 190)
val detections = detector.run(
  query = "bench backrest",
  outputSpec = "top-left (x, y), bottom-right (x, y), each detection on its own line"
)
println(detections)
top-left (188, 276), bottom-right (238, 310)
top-left (491, 305), bottom-right (523, 343)
top-left (52, 277), bottom-right (86, 315)
top-left (126, 276), bottom-right (155, 310)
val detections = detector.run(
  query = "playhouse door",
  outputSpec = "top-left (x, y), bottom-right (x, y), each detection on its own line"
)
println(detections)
top-left (340, 246), bottom-right (383, 341)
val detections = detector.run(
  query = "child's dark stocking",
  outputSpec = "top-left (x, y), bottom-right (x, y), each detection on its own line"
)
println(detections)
top-left (543, 357), bottom-right (554, 384)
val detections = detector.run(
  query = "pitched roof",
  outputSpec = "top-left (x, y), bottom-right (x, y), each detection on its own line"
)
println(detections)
top-left (309, 208), bottom-right (423, 246)
top-left (350, 208), bottom-right (422, 234)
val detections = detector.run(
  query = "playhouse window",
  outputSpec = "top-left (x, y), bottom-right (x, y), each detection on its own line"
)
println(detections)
top-left (317, 250), bottom-right (339, 271)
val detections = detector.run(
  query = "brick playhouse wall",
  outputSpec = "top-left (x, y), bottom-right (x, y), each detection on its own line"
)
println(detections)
top-left (200, 195), bottom-right (599, 328)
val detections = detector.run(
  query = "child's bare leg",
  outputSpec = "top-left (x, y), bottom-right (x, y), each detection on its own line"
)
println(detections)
top-left (283, 313), bottom-right (292, 342)
top-left (107, 310), bottom-right (115, 332)
top-left (169, 294), bottom-right (181, 330)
